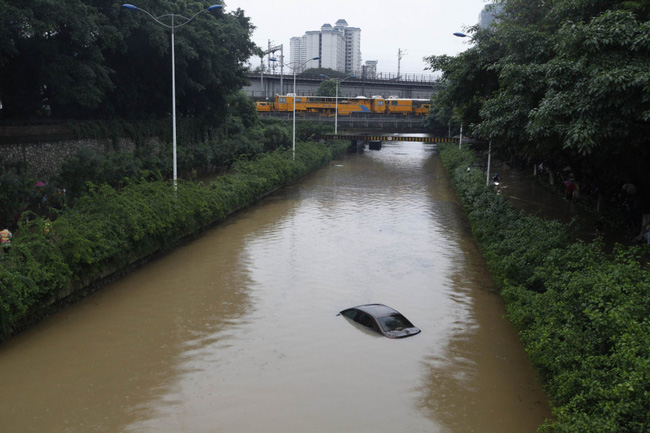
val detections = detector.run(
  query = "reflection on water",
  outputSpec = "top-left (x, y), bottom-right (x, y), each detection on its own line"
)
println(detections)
top-left (0, 142), bottom-right (550, 432)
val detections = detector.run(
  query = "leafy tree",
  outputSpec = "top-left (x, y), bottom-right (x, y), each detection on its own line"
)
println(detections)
top-left (0, 1), bottom-right (26, 69)
top-left (315, 80), bottom-right (339, 97)
top-left (262, 124), bottom-right (291, 152)
top-left (102, 2), bottom-right (260, 122)
top-left (0, 164), bottom-right (35, 228)
top-left (226, 91), bottom-right (259, 130)
top-left (527, 10), bottom-right (650, 155)
top-left (423, 86), bottom-right (455, 136)
top-left (302, 67), bottom-right (345, 78)
top-left (0, 0), bottom-right (260, 121)
top-left (426, 0), bottom-right (650, 212)
top-left (56, 147), bottom-right (144, 201)
top-left (0, 0), bottom-right (118, 118)
top-left (425, 25), bottom-right (503, 136)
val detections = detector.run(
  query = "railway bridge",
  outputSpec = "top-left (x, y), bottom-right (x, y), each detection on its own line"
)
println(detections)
top-left (259, 112), bottom-right (432, 132)
top-left (244, 72), bottom-right (438, 100)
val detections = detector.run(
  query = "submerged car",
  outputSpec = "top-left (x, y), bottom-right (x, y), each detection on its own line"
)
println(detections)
top-left (339, 304), bottom-right (421, 338)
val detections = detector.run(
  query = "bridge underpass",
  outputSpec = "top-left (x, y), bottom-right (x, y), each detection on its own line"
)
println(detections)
top-left (321, 134), bottom-right (458, 150)
top-left (259, 112), bottom-right (457, 149)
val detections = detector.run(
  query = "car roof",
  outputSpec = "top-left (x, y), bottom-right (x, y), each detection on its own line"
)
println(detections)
top-left (352, 303), bottom-right (400, 318)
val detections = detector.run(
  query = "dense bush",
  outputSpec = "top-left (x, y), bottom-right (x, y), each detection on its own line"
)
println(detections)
top-left (439, 144), bottom-right (650, 433)
top-left (0, 140), bottom-right (349, 341)
top-left (0, 119), bottom-right (303, 225)
top-left (0, 163), bottom-right (37, 227)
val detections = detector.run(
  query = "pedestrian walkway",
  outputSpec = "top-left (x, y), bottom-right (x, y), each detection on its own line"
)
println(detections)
top-left (488, 160), bottom-right (626, 248)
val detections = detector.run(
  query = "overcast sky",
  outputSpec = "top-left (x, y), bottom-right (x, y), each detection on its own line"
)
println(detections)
top-left (226, 0), bottom-right (491, 77)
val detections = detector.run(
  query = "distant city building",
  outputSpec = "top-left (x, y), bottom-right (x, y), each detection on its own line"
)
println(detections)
top-left (289, 36), bottom-right (306, 70)
top-left (319, 23), bottom-right (346, 71)
top-left (363, 60), bottom-right (378, 79)
top-left (290, 19), bottom-right (362, 74)
top-left (479, 3), bottom-right (503, 28)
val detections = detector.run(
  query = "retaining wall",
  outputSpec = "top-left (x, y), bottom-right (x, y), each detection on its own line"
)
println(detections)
top-left (0, 123), bottom-right (161, 181)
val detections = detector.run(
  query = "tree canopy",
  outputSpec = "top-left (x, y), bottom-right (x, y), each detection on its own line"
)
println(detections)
top-left (315, 80), bottom-right (339, 97)
top-left (302, 67), bottom-right (347, 79)
top-left (0, 0), bottom-right (260, 121)
top-left (425, 0), bottom-right (650, 210)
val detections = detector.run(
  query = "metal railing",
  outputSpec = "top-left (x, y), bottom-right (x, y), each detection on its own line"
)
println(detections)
top-left (250, 71), bottom-right (438, 84)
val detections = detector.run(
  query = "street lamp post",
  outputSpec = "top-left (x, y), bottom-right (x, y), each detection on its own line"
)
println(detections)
top-left (270, 56), bottom-right (320, 160)
top-left (319, 74), bottom-right (355, 135)
top-left (454, 30), bottom-right (494, 185)
top-left (486, 141), bottom-right (492, 186)
top-left (453, 31), bottom-right (471, 151)
top-left (122, 3), bottom-right (221, 189)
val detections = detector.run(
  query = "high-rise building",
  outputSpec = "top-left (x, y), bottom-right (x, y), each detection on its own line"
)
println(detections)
top-left (290, 19), bottom-right (362, 74)
top-left (335, 20), bottom-right (361, 75)
top-left (479, 3), bottom-right (503, 28)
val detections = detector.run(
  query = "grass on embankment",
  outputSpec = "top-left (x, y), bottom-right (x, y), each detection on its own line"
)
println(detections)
top-left (439, 144), bottom-right (650, 433)
top-left (0, 141), bottom-right (350, 341)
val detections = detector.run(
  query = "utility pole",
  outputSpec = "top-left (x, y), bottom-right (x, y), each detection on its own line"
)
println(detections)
top-left (397, 48), bottom-right (406, 80)
top-left (263, 40), bottom-right (283, 94)
top-left (260, 56), bottom-right (265, 99)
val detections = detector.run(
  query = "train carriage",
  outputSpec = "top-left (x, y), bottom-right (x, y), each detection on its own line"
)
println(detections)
top-left (256, 94), bottom-right (430, 116)
top-left (384, 97), bottom-right (412, 115)
top-left (412, 99), bottom-right (432, 115)
top-left (336, 97), bottom-right (372, 115)
top-left (370, 96), bottom-right (386, 114)
top-left (256, 101), bottom-right (272, 112)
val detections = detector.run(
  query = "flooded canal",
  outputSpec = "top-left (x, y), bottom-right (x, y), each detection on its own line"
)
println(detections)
top-left (0, 142), bottom-right (550, 432)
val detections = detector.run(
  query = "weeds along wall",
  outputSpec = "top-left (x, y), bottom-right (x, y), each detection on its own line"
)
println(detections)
top-left (1, 138), bottom-right (141, 181)
top-left (0, 140), bottom-right (350, 342)
top-left (0, 119), bottom-right (196, 181)
top-left (438, 144), bottom-right (650, 433)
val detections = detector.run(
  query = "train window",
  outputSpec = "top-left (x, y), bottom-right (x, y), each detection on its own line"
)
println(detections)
top-left (296, 98), bottom-right (302, 103)
top-left (391, 101), bottom-right (398, 106)
top-left (280, 98), bottom-right (286, 103)
top-left (377, 101), bottom-right (384, 106)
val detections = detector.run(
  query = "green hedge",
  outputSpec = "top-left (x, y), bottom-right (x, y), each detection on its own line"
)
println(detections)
top-left (0, 140), bottom-right (349, 340)
top-left (439, 145), bottom-right (650, 433)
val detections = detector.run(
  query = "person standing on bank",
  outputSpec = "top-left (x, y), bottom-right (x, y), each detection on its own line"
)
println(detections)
top-left (0, 228), bottom-right (12, 254)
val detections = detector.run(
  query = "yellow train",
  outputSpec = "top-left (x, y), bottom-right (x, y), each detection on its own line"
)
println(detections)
top-left (256, 95), bottom-right (431, 116)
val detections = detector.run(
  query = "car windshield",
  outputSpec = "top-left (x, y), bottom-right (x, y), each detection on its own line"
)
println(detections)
top-left (376, 314), bottom-right (414, 332)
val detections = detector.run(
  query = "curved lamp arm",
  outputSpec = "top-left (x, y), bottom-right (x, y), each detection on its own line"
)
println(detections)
top-left (122, 4), bottom-right (222, 29)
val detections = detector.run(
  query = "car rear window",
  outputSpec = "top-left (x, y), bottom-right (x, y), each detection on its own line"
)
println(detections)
top-left (377, 315), bottom-right (413, 332)
top-left (357, 312), bottom-right (379, 331)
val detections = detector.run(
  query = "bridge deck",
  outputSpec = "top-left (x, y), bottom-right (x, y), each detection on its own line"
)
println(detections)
top-left (322, 134), bottom-right (458, 143)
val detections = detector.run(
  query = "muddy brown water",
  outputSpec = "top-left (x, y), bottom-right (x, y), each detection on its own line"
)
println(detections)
top-left (0, 142), bottom-right (550, 432)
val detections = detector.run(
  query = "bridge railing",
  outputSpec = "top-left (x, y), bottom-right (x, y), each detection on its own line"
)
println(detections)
top-left (249, 71), bottom-right (439, 84)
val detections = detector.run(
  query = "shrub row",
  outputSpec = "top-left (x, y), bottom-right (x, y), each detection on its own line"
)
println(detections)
top-left (439, 144), bottom-right (650, 433)
top-left (0, 140), bottom-right (349, 341)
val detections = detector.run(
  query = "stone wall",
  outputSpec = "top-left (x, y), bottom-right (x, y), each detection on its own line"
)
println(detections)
top-left (2, 138), bottom-right (137, 181)
top-left (0, 123), bottom-right (154, 181)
